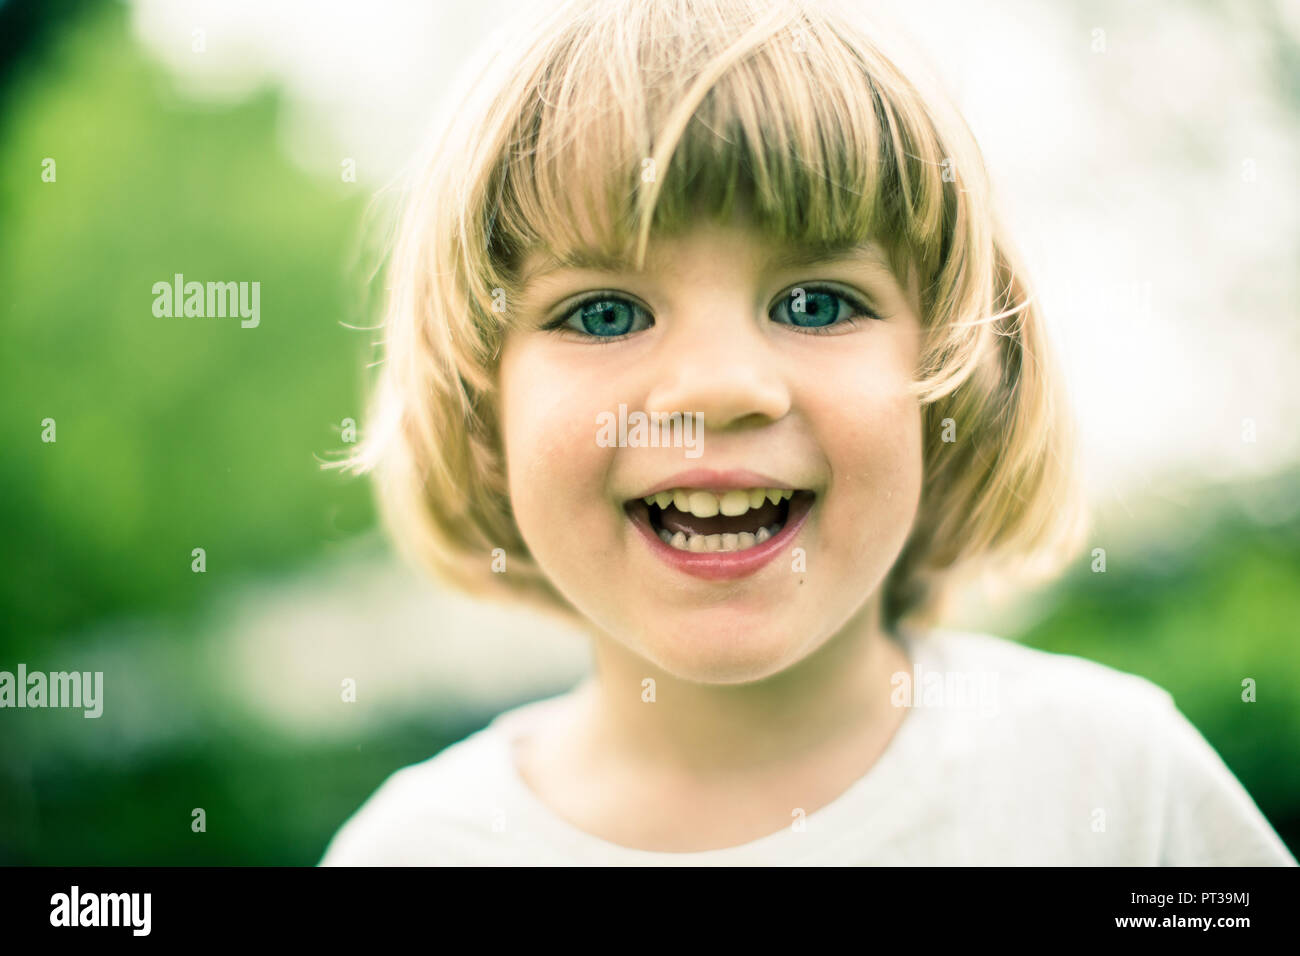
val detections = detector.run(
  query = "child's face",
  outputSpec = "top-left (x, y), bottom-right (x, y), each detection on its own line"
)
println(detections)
top-left (499, 219), bottom-right (924, 683)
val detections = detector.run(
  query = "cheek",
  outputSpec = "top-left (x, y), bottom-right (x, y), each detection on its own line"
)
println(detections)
top-left (836, 385), bottom-right (922, 481)
top-left (498, 341), bottom-right (617, 553)
top-left (812, 349), bottom-right (924, 557)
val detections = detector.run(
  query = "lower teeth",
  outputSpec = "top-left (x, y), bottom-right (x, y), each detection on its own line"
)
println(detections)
top-left (656, 524), bottom-right (783, 552)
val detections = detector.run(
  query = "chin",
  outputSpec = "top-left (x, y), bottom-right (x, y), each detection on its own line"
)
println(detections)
top-left (632, 612), bottom-right (813, 685)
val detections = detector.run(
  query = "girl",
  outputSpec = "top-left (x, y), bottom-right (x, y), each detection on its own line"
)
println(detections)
top-left (320, 0), bottom-right (1295, 865)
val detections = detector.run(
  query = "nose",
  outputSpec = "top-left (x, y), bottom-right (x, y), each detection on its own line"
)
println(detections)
top-left (642, 306), bottom-right (792, 431)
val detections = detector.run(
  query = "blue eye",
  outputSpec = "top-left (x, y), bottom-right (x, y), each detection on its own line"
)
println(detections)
top-left (544, 284), bottom-right (878, 341)
top-left (770, 285), bottom-right (878, 330)
top-left (549, 296), bottom-right (652, 339)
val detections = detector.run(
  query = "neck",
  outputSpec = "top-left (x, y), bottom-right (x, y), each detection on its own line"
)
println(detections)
top-left (572, 595), bottom-right (909, 778)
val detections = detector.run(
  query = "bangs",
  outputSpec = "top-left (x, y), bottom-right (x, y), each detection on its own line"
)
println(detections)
top-left (483, 0), bottom-right (951, 308)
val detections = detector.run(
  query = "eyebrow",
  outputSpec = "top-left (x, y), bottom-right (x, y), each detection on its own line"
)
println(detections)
top-left (518, 239), bottom-right (892, 288)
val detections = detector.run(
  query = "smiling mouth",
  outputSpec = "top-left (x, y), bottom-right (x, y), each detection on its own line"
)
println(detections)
top-left (623, 487), bottom-right (816, 553)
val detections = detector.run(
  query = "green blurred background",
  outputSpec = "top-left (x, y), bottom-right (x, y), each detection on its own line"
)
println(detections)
top-left (0, 0), bottom-right (1297, 864)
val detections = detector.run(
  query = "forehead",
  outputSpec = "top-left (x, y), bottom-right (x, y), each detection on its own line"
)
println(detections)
top-left (513, 228), bottom-right (923, 321)
top-left (518, 229), bottom-right (897, 288)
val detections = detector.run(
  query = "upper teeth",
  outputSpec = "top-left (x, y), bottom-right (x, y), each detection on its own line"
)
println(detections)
top-left (641, 487), bottom-right (794, 517)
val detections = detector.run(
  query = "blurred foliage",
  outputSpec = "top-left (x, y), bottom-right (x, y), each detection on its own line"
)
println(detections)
top-left (0, 0), bottom-right (375, 654)
top-left (4, 716), bottom-right (482, 866)
top-left (0, 2), bottom-right (1296, 864)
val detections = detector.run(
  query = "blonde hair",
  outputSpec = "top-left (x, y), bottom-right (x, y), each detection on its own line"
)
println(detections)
top-left (334, 0), bottom-right (1091, 633)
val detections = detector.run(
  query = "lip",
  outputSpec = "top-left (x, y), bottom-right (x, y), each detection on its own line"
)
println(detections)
top-left (635, 468), bottom-right (807, 499)
top-left (624, 489), bottom-right (816, 581)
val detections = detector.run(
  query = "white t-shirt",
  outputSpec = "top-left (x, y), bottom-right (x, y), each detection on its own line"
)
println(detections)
top-left (319, 628), bottom-right (1297, 865)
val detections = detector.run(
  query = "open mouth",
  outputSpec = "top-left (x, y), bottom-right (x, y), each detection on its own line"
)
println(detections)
top-left (623, 487), bottom-right (816, 553)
